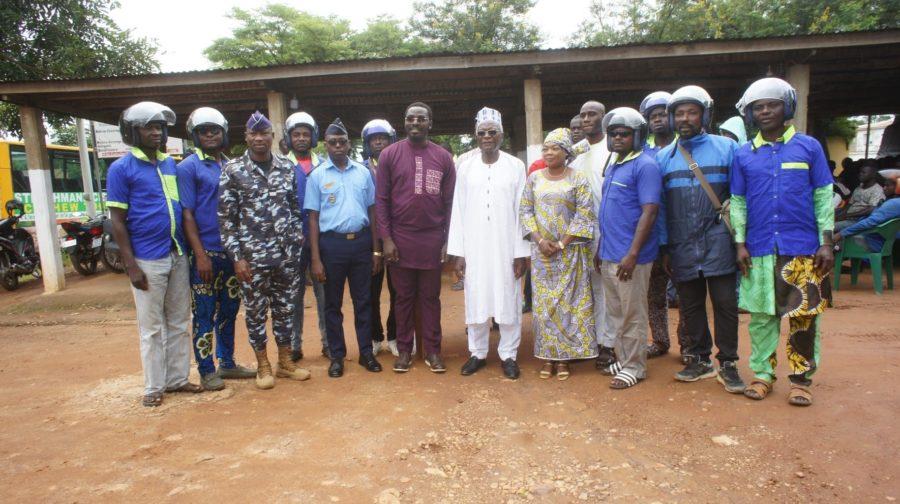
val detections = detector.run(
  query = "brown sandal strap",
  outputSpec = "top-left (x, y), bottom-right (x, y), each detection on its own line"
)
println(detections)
top-left (744, 379), bottom-right (772, 400)
top-left (788, 384), bottom-right (812, 406)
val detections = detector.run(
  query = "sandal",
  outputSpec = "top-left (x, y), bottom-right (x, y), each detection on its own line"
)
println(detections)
top-left (599, 361), bottom-right (623, 377)
top-left (788, 383), bottom-right (813, 407)
top-left (557, 363), bottom-right (570, 381)
top-left (743, 379), bottom-right (773, 400)
top-left (610, 370), bottom-right (642, 389)
top-left (142, 392), bottom-right (163, 407)
top-left (539, 362), bottom-right (555, 379)
top-left (166, 382), bottom-right (204, 394)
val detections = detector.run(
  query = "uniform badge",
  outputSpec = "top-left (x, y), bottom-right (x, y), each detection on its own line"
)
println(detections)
top-left (328, 194), bottom-right (336, 204)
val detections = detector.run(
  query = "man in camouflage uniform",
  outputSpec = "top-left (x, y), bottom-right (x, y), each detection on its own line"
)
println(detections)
top-left (218, 111), bottom-right (310, 389)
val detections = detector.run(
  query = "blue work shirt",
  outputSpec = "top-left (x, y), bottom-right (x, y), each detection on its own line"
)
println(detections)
top-left (304, 157), bottom-right (375, 233)
top-left (643, 133), bottom-right (676, 159)
top-left (731, 126), bottom-right (833, 257)
top-left (841, 197), bottom-right (900, 252)
top-left (656, 133), bottom-right (737, 282)
top-left (176, 151), bottom-right (225, 252)
top-left (598, 150), bottom-right (662, 264)
top-left (107, 147), bottom-right (184, 260)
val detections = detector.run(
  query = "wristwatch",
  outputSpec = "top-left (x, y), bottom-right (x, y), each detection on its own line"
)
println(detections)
top-left (373, 251), bottom-right (383, 257)
top-left (557, 241), bottom-right (565, 250)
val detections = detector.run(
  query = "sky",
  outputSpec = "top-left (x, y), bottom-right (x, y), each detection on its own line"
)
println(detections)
top-left (110, 0), bottom-right (594, 73)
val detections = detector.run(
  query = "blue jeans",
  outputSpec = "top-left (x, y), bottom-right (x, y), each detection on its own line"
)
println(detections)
top-left (189, 251), bottom-right (241, 376)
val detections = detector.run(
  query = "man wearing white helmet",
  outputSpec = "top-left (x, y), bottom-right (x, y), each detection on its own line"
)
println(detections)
top-left (284, 112), bottom-right (327, 362)
top-left (362, 119), bottom-right (400, 356)
top-left (655, 86), bottom-right (744, 394)
top-left (108, 102), bottom-right (202, 407)
top-left (731, 77), bottom-right (834, 407)
top-left (596, 107), bottom-right (662, 390)
top-left (177, 107), bottom-right (256, 391)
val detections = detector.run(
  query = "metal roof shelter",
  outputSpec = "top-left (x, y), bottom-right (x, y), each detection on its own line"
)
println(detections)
top-left (3, 29), bottom-right (899, 292)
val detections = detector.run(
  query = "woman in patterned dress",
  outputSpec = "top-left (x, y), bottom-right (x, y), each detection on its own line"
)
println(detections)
top-left (520, 128), bottom-right (597, 380)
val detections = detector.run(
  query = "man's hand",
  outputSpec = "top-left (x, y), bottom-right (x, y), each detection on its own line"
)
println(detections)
top-left (312, 259), bottom-right (327, 283)
top-left (127, 265), bottom-right (148, 291)
top-left (736, 243), bottom-right (752, 277)
top-left (195, 253), bottom-right (213, 284)
top-left (616, 252), bottom-right (637, 281)
top-left (813, 244), bottom-right (834, 276)
top-left (234, 259), bottom-right (252, 284)
top-left (455, 256), bottom-right (466, 280)
top-left (513, 257), bottom-right (526, 279)
top-left (593, 254), bottom-right (602, 273)
top-left (662, 253), bottom-right (673, 277)
top-left (383, 238), bottom-right (399, 263)
top-left (372, 254), bottom-right (384, 276)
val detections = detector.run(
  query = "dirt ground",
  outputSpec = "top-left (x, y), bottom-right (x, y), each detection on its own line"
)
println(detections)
top-left (0, 268), bottom-right (897, 503)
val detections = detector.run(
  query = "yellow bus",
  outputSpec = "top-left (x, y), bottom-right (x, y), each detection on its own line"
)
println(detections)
top-left (0, 140), bottom-right (109, 223)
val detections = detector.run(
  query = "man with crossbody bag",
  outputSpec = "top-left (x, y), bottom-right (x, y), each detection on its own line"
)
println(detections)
top-left (655, 86), bottom-right (745, 394)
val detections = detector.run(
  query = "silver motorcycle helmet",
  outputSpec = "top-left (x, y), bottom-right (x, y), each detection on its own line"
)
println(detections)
top-left (118, 101), bottom-right (176, 147)
top-left (736, 77), bottom-right (797, 128)
top-left (186, 107), bottom-right (229, 148)
top-left (667, 85), bottom-right (714, 131)
top-left (361, 119), bottom-right (397, 159)
top-left (639, 91), bottom-right (672, 119)
top-left (602, 107), bottom-right (648, 152)
top-left (284, 112), bottom-right (319, 148)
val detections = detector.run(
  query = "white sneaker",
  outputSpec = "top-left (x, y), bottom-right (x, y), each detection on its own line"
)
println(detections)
top-left (388, 340), bottom-right (399, 357)
top-left (372, 341), bottom-right (383, 355)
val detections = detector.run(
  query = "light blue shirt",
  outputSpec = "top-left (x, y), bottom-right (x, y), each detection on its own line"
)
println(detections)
top-left (304, 157), bottom-right (375, 233)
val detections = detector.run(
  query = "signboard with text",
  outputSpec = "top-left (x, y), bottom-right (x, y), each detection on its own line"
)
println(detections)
top-left (93, 121), bottom-right (184, 158)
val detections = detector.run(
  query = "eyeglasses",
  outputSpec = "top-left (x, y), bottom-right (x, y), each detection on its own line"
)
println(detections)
top-left (326, 138), bottom-right (349, 146)
top-left (608, 130), bottom-right (634, 138)
top-left (476, 130), bottom-right (499, 137)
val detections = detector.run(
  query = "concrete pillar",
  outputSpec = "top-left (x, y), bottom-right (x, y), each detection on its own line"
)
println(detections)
top-left (511, 113), bottom-right (527, 163)
top-left (267, 91), bottom-right (287, 153)
top-left (786, 64), bottom-right (810, 134)
top-left (523, 78), bottom-right (543, 166)
top-left (75, 118), bottom-right (96, 218)
top-left (19, 105), bottom-right (65, 293)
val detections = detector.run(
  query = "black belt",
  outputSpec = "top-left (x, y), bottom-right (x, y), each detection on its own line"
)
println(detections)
top-left (322, 227), bottom-right (369, 240)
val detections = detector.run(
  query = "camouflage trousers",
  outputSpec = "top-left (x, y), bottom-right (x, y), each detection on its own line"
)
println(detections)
top-left (241, 260), bottom-right (299, 351)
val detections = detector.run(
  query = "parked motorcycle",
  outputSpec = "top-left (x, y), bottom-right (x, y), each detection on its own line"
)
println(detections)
top-left (60, 216), bottom-right (104, 276)
top-left (100, 214), bottom-right (125, 273)
top-left (0, 199), bottom-right (41, 291)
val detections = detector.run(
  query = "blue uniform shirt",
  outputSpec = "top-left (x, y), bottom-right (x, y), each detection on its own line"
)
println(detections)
top-left (841, 197), bottom-right (900, 252)
top-left (598, 150), bottom-right (662, 264)
top-left (107, 148), bottom-right (184, 260)
top-left (304, 157), bottom-right (375, 233)
top-left (731, 126), bottom-right (833, 257)
top-left (176, 151), bottom-right (224, 252)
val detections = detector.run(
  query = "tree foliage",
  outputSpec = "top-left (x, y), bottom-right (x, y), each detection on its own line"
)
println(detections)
top-left (571, 0), bottom-right (900, 47)
top-left (0, 0), bottom-right (159, 137)
top-left (409, 0), bottom-right (541, 53)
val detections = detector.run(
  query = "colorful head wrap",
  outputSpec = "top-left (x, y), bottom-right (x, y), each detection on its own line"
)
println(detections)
top-left (543, 128), bottom-right (574, 157)
top-left (325, 118), bottom-right (348, 136)
top-left (246, 110), bottom-right (272, 132)
top-left (475, 107), bottom-right (503, 132)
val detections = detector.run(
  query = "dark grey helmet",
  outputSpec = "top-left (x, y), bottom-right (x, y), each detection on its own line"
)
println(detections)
top-left (118, 101), bottom-right (175, 147)
top-left (602, 107), bottom-right (648, 152)
top-left (186, 107), bottom-right (229, 148)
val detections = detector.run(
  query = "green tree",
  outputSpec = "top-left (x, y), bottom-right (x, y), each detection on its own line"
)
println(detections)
top-left (349, 15), bottom-right (427, 59)
top-left (204, 4), bottom-right (356, 68)
top-left (409, 0), bottom-right (541, 53)
top-left (0, 0), bottom-right (158, 137)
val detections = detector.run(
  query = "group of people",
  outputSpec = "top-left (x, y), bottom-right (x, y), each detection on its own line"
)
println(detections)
top-left (107, 75), bottom-right (895, 409)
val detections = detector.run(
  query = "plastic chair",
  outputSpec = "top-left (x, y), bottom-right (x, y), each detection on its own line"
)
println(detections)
top-left (833, 218), bottom-right (900, 295)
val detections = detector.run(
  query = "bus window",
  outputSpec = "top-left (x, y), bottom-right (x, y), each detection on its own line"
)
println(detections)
top-left (10, 146), bottom-right (28, 192)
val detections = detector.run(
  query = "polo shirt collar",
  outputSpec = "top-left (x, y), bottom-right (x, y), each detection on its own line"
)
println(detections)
top-left (323, 157), bottom-right (359, 172)
top-left (752, 125), bottom-right (796, 148)
top-left (130, 147), bottom-right (169, 163)
top-left (647, 133), bottom-right (677, 149)
top-left (196, 149), bottom-right (226, 163)
top-left (288, 151), bottom-right (319, 166)
top-left (615, 149), bottom-right (642, 164)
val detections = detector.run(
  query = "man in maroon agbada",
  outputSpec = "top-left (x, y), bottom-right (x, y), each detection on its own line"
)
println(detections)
top-left (375, 102), bottom-right (456, 373)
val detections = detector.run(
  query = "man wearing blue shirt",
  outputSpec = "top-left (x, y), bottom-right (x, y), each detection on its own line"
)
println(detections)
top-left (656, 86), bottom-right (744, 393)
top-left (596, 107), bottom-right (661, 390)
top-left (731, 78), bottom-right (834, 407)
top-left (306, 119), bottom-right (384, 378)
top-left (177, 107), bottom-right (256, 391)
top-left (107, 102), bottom-right (201, 407)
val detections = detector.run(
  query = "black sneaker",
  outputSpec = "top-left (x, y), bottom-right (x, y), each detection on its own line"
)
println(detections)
top-left (596, 346), bottom-right (616, 369)
top-left (717, 361), bottom-right (746, 393)
top-left (460, 356), bottom-right (487, 376)
top-left (674, 357), bottom-right (716, 382)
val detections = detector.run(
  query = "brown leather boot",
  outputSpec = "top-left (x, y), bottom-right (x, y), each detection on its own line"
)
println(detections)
top-left (276, 346), bottom-right (311, 381)
top-left (254, 349), bottom-right (275, 390)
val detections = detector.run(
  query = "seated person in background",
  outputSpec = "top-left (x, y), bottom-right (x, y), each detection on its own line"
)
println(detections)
top-left (836, 161), bottom-right (885, 230)
top-left (835, 173), bottom-right (900, 252)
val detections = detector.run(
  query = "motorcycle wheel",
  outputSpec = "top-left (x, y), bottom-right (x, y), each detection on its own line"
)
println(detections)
top-left (70, 248), bottom-right (98, 276)
top-left (101, 243), bottom-right (125, 273)
top-left (0, 251), bottom-right (19, 291)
